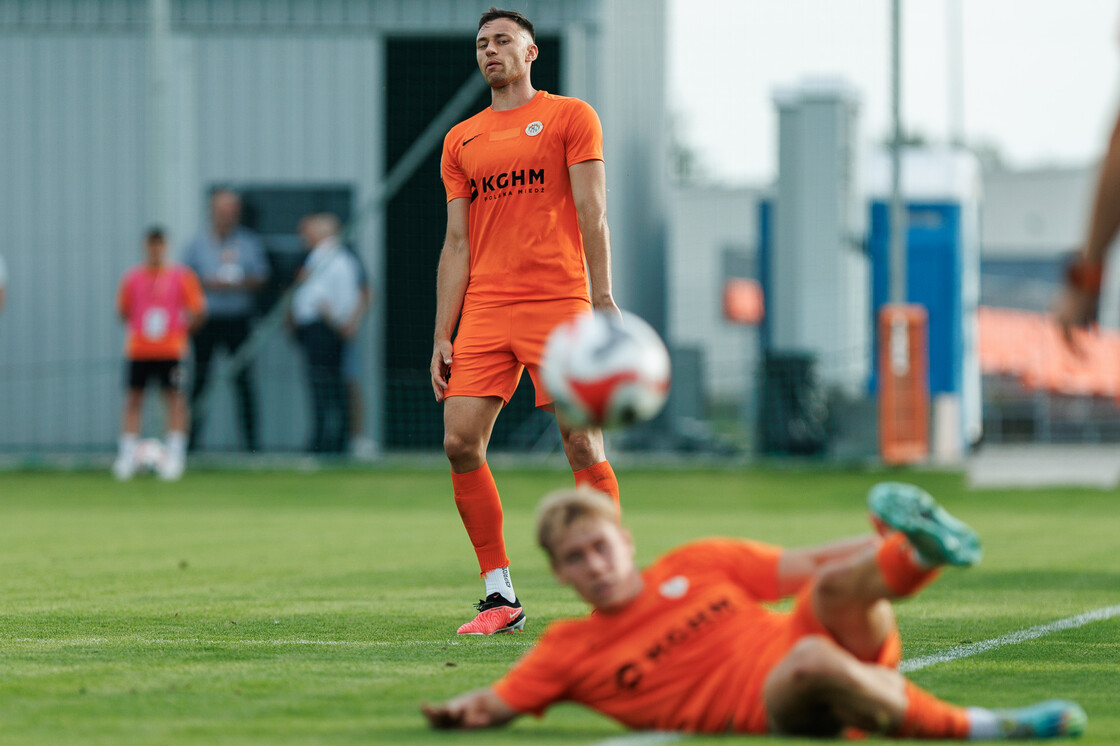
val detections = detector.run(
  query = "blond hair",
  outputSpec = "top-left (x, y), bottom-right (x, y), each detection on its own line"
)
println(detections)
top-left (536, 486), bottom-right (619, 561)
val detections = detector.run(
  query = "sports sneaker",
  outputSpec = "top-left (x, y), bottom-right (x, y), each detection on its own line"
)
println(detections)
top-left (867, 482), bottom-right (982, 567)
top-left (456, 593), bottom-right (526, 635)
top-left (994, 699), bottom-right (1087, 739)
top-left (111, 454), bottom-right (136, 482)
top-left (157, 453), bottom-right (185, 482)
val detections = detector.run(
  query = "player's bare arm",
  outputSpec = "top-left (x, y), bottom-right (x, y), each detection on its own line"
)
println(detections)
top-left (1057, 109), bottom-right (1120, 351)
top-left (775, 534), bottom-right (882, 597)
top-left (431, 198), bottom-right (471, 401)
top-left (187, 308), bottom-right (208, 336)
top-left (421, 687), bottom-right (519, 730)
top-left (570, 159), bottom-right (619, 315)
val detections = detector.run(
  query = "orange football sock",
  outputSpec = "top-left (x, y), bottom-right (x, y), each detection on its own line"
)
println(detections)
top-left (876, 533), bottom-right (940, 597)
top-left (895, 680), bottom-right (971, 739)
top-left (451, 463), bottom-right (509, 575)
top-left (573, 460), bottom-right (620, 505)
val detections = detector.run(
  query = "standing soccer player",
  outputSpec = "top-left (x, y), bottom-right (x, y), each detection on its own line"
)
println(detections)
top-left (113, 227), bottom-right (206, 481)
top-left (431, 7), bottom-right (621, 635)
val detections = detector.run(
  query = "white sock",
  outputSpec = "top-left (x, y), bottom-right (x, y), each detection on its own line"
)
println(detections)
top-left (966, 707), bottom-right (1002, 740)
top-left (484, 567), bottom-right (516, 603)
top-left (165, 431), bottom-right (186, 458)
top-left (119, 433), bottom-right (139, 459)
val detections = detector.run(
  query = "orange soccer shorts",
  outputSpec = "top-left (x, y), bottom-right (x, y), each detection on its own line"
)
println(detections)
top-left (447, 298), bottom-right (591, 407)
top-left (736, 581), bottom-right (904, 733)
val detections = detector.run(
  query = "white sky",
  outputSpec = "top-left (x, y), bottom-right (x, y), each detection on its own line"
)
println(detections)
top-left (668, 0), bottom-right (1120, 184)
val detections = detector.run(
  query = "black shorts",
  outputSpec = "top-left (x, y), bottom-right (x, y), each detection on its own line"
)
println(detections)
top-left (126, 359), bottom-right (185, 392)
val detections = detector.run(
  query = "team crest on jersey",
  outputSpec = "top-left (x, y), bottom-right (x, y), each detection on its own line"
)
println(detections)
top-left (525, 120), bottom-right (544, 137)
top-left (659, 576), bottom-right (689, 599)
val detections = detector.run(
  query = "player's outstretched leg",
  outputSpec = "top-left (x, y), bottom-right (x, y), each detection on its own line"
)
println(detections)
top-left (979, 699), bottom-right (1088, 739)
top-left (868, 482), bottom-right (982, 567)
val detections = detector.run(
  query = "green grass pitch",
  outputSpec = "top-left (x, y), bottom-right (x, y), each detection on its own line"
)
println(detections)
top-left (0, 466), bottom-right (1117, 744)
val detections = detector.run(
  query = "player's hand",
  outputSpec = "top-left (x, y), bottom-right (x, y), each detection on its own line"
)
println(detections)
top-left (592, 296), bottom-right (622, 320)
top-left (421, 690), bottom-right (508, 729)
top-left (431, 340), bottom-right (453, 402)
top-left (420, 701), bottom-right (463, 729)
top-left (1053, 285), bottom-right (1098, 357)
top-left (340, 318), bottom-right (360, 339)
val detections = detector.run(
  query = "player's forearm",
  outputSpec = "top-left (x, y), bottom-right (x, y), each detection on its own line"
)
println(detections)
top-left (776, 535), bottom-right (880, 596)
top-left (1082, 113), bottom-right (1120, 264)
top-left (570, 160), bottom-right (615, 308)
top-left (188, 312), bottom-right (207, 335)
top-left (582, 222), bottom-right (615, 308)
top-left (433, 244), bottom-right (469, 342)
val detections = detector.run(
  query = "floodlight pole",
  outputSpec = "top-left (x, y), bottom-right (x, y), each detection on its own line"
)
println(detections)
top-left (889, 0), bottom-right (907, 304)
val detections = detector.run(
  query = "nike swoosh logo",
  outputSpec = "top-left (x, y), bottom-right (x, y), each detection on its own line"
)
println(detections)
top-left (462, 134), bottom-right (483, 146)
top-left (508, 610), bottom-right (522, 620)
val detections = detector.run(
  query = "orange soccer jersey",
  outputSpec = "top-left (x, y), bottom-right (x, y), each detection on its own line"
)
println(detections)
top-left (441, 91), bottom-right (603, 311)
top-left (117, 263), bottom-right (205, 361)
top-left (492, 539), bottom-right (901, 734)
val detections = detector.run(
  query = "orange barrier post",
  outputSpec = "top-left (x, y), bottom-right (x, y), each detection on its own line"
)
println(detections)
top-left (879, 304), bottom-right (929, 465)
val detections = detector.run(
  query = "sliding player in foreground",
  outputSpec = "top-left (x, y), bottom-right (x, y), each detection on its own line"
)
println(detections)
top-left (423, 483), bottom-right (1086, 739)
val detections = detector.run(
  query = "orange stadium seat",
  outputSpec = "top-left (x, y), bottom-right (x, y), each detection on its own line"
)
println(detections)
top-left (978, 306), bottom-right (1120, 399)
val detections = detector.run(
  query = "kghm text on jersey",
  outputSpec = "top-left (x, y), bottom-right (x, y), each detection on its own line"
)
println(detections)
top-left (612, 597), bottom-right (737, 691)
top-left (469, 169), bottom-right (545, 202)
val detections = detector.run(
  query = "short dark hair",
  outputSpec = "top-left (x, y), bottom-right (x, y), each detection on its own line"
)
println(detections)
top-left (145, 226), bottom-right (166, 243)
top-left (478, 7), bottom-right (535, 42)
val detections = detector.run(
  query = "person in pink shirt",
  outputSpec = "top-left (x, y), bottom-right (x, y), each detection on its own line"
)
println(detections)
top-left (113, 227), bottom-right (206, 481)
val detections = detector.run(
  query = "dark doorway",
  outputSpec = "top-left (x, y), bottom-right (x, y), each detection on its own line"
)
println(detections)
top-left (383, 36), bottom-right (562, 449)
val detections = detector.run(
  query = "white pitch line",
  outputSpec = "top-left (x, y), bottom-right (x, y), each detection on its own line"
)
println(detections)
top-left (900, 603), bottom-right (1120, 673)
top-left (2, 637), bottom-right (533, 648)
top-left (4, 605), bottom-right (1116, 661)
top-left (596, 734), bottom-right (682, 746)
top-left (594, 604), bottom-right (1120, 746)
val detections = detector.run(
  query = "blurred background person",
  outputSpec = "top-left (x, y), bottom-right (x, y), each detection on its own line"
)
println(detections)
top-left (291, 213), bottom-right (363, 455)
top-left (113, 227), bottom-right (206, 481)
top-left (341, 247), bottom-right (376, 460)
top-left (182, 188), bottom-right (270, 453)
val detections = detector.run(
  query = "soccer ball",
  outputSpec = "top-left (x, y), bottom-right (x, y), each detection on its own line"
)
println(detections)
top-left (542, 309), bottom-right (671, 428)
top-left (133, 438), bottom-right (167, 473)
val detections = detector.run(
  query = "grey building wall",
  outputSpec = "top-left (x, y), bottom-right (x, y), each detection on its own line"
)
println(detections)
top-left (0, 0), bottom-right (668, 454)
top-left (668, 185), bottom-right (761, 401)
top-left (0, 33), bottom-right (148, 449)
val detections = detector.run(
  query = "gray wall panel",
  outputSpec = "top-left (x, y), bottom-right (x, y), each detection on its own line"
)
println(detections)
top-left (0, 34), bottom-right (147, 449)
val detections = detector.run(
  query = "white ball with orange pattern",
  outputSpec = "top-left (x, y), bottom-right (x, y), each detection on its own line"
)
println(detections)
top-left (542, 309), bottom-right (671, 429)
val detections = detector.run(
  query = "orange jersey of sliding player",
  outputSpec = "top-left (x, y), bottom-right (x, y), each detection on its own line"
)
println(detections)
top-left (441, 91), bottom-right (603, 311)
top-left (492, 539), bottom-right (902, 734)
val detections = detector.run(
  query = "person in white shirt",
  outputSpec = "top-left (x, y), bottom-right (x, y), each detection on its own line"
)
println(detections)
top-left (291, 213), bottom-right (363, 454)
